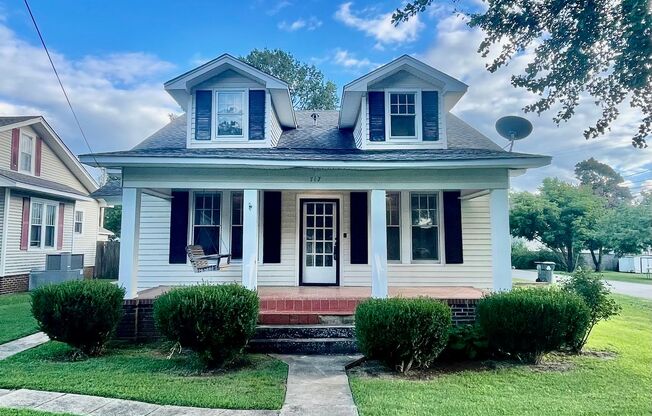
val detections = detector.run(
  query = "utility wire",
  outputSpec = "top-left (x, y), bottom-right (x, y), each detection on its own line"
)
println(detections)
top-left (23, 0), bottom-right (100, 168)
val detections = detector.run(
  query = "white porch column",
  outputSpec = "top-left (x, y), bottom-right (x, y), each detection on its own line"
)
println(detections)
top-left (242, 190), bottom-right (259, 290)
top-left (118, 188), bottom-right (142, 299)
top-left (370, 189), bottom-right (388, 298)
top-left (490, 189), bottom-right (512, 291)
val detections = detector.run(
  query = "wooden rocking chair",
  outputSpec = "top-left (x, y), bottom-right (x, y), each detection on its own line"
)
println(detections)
top-left (186, 245), bottom-right (231, 273)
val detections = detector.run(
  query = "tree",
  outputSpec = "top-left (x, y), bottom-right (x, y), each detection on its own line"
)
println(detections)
top-left (393, 0), bottom-right (652, 148)
top-left (510, 178), bottom-right (604, 271)
top-left (602, 200), bottom-right (652, 256)
top-left (575, 158), bottom-right (632, 207)
top-left (240, 49), bottom-right (339, 111)
top-left (104, 206), bottom-right (121, 239)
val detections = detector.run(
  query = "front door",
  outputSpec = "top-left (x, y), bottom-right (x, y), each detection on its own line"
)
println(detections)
top-left (301, 200), bottom-right (338, 285)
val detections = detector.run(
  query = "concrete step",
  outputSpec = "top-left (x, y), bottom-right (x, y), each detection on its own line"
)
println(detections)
top-left (248, 337), bottom-right (359, 355)
top-left (258, 312), bottom-right (355, 325)
top-left (255, 324), bottom-right (355, 340)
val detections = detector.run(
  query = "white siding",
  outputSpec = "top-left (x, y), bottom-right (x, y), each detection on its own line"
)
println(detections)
top-left (353, 101), bottom-right (363, 148)
top-left (72, 199), bottom-right (101, 267)
top-left (0, 130), bottom-right (11, 170)
top-left (268, 92), bottom-right (283, 147)
top-left (3, 191), bottom-right (74, 276)
top-left (134, 191), bottom-right (493, 290)
top-left (0, 188), bottom-right (5, 273)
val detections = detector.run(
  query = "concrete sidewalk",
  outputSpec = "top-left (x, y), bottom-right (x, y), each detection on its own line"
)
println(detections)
top-left (0, 332), bottom-right (49, 360)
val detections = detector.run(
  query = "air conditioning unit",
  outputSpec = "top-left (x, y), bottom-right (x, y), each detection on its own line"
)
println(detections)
top-left (46, 253), bottom-right (84, 271)
top-left (29, 253), bottom-right (85, 290)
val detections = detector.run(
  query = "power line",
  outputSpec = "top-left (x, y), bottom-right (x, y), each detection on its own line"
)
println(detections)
top-left (621, 168), bottom-right (652, 178)
top-left (23, 0), bottom-right (99, 168)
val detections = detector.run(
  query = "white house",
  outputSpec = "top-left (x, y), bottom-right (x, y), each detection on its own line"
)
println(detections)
top-left (81, 54), bottom-right (550, 299)
top-left (0, 116), bottom-right (108, 294)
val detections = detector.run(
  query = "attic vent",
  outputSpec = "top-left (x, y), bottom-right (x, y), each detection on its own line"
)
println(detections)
top-left (310, 112), bottom-right (319, 125)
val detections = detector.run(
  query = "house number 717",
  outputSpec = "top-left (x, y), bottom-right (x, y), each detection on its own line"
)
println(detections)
top-left (310, 176), bottom-right (321, 182)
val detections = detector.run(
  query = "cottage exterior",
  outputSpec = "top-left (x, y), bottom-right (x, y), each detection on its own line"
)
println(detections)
top-left (0, 116), bottom-right (107, 294)
top-left (82, 54), bottom-right (550, 299)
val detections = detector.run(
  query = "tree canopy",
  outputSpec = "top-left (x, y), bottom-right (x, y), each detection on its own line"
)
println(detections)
top-left (240, 49), bottom-right (339, 111)
top-left (393, 0), bottom-right (652, 148)
top-left (575, 157), bottom-right (632, 207)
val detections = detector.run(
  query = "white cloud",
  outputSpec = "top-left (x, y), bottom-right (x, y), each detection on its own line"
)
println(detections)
top-left (0, 22), bottom-right (178, 159)
top-left (266, 0), bottom-right (292, 15)
top-left (278, 16), bottom-right (322, 32)
top-left (332, 49), bottom-right (374, 69)
top-left (334, 2), bottom-right (424, 49)
top-left (417, 14), bottom-right (651, 192)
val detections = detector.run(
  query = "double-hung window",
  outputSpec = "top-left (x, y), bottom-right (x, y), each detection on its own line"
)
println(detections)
top-left (74, 210), bottom-right (84, 234)
top-left (19, 133), bottom-right (34, 173)
top-left (386, 192), bottom-right (401, 261)
top-left (388, 92), bottom-right (417, 139)
top-left (216, 91), bottom-right (245, 137)
top-left (192, 192), bottom-right (221, 255)
top-left (231, 192), bottom-right (243, 260)
top-left (30, 200), bottom-right (57, 249)
top-left (410, 193), bottom-right (439, 261)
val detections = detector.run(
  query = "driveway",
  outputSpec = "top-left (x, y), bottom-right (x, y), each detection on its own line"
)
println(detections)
top-left (511, 269), bottom-right (652, 300)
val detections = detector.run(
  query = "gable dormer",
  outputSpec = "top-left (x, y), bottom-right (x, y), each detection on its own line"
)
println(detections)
top-left (164, 54), bottom-right (296, 148)
top-left (339, 55), bottom-right (468, 150)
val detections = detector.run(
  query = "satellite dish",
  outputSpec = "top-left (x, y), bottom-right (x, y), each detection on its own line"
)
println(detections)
top-left (495, 116), bottom-right (533, 152)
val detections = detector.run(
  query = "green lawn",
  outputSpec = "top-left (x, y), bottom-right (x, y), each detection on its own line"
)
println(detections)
top-left (0, 410), bottom-right (73, 416)
top-left (349, 294), bottom-right (652, 416)
top-left (554, 270), bottom-right (652, 285)
top-left (0, 293), bottom-right (38, 344)
top-left (0, 343), bottom-right (288, 410)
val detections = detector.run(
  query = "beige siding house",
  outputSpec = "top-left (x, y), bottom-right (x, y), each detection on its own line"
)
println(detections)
top-left (0, 116), bottom-right (106, 294)
top-left (81, 54), bottom-right (550, 299)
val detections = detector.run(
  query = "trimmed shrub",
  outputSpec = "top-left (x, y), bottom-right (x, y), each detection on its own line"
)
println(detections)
top-left (153, 284), bottom-right (259, 367)
top-left (355, 297), bottom-right (451, 373)
top-left (477, 287), bottom-right (591, 363)
top-left (439, 324), bottom-right (489, 361)
top-left (31, 280), bottom-right (125, 356)
top-left (562, 268), bottom-right (621, 352)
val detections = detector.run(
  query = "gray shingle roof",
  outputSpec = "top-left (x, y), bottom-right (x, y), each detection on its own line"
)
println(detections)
top-left (0, 116), bottom-right (40, 128)
top-left (87, 110), bottom-right (543, 163)
top-left (90, 179), bottom-right (122, 198)
top-left (0, 168), bottom-right (88, 197)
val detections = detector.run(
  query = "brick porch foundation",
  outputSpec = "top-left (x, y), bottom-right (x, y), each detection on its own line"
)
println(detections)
top-left (0, 274), bottom-right (29, 295)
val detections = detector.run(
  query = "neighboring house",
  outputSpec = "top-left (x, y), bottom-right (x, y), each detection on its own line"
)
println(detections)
top-left (81, 54), bottom-right (550, 299)
top-left (0, 116), bottom-right (105, 294)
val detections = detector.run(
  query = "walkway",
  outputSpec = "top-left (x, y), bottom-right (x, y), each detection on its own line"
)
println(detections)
top-left (0, 332), bottom-right (49, 360)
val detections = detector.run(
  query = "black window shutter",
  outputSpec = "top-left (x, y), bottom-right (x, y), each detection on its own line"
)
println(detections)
top-left (443, 191), bottom-right (463, 264)
top-left (422, 91), bottom-right (439, 141)
top-left (195, 90), bottom-right (212, 141)
top-left (263, 191), bottom-right (282, 263)
top-left (169, 191), bottom-right (190, 264)
top-left (249, 90), bottom-right (265, 140)
top-left (368, 92), bottom-right (385, 142)
top-left (350, 192), bottom-right (368, 264)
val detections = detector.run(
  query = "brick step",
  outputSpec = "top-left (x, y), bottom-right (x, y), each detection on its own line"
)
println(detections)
top-left (259, 298), bottom-right (361, 313)
top-left (255, 324), bottom-right (355, 340)
top-left (248, 337), bottom-right (359, 355)
top-left (258, 312), bottom-right (355, 325)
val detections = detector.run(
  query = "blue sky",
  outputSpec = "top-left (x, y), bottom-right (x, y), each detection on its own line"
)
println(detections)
top-left (0, 0), bottom-right (650, 192)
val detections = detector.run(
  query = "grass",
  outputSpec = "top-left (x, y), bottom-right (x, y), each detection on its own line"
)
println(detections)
top-left (0, 343), bottom-right (288, 410)
top-left (0, 410), bottom-right (74, 416)
top-left (349, 294), bottom-right (652, 416)
top-left (0, 293), bottom-right (38, 344)
top-left (555, 270), bottom-right (652, 285)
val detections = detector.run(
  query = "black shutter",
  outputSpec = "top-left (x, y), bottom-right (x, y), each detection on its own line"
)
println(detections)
top-left (443, 191), bottom-right (463, 264)
top-left (368, 92), bottom-right (385, 142)
top-left (350, 192), bottom-right (368, 264)
top-left (169, 191), bottom-right (190, 264)
top-left (195, 90), bottom-right (212, 141)
top-left (422, 91), bottom-right (439, 141)
top-left (249, 90), bottom-right (265, 140)
top-left (263, 191), bottom-right (282, 263)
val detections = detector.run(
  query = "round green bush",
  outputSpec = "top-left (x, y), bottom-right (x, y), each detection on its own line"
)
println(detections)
top-left (153, 284), bottom-right (259, 367)
top-left (31, 280), bottom-right (125, 356)
top-left (355, 297), bottom-right (452, 372)
top-left (476, 287), bottom-right (591, 363)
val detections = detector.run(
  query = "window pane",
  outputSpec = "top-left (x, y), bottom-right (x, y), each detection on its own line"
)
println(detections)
top-left (193, 226), bottom-right (219, 255)
top-left (45, 226), bottom-right (55, 247)
top-left (231, 226), bottom-right (243, 260)
top-left (194, 193), bottom-right (220, 225)
top-left (20, 154), bottom-right (31, 172)
top-left (30, 225), bottom-right (41, 247)
top-left (325, 255), bottom-right (333, 266)
top-left (218, 92), bottom-right (243, 114)
top-left (387, 227), bottom-right (400, 261)
top-left (217, 115), bottom-right (243, 136)
top-left (386, 193), bottom-right (399, 226)
top-left (390, 94), bottom-right (398, 104)
top-left (46, 205), bottom-right (56, 226)
top-left (31, 203), bottom-right (43, 225)
top-left (412, 227), bottom-right (438, 260)
top-left (231, 192), bottom-right (243, 226)
top-left (391, 115), bottom-right (416, 137)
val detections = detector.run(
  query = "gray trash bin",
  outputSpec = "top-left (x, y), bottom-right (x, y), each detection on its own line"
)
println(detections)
top-left (535, 261), bottom-right (556, 283)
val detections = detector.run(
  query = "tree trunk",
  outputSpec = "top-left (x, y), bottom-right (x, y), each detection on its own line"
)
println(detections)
top-left (589, 248), bottom-right (600, 271)
top-left (567, 246), bottom-right (575, 272)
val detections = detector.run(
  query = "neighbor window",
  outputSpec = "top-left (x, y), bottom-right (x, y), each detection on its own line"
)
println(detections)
top-left (193, 192), bottom-right (221, 255)
top-left (231, 191), bottom-right (243, 260)
top-left (19, 133), bottom-right (34, 173)
top-left (30, 200), bottom-right (58, 249)
top-left (386, 192), bottom-right (400, 261)
top-left (216, 91), bottom-right (245, 137)
top-left (411, 193), bottom-right (439, 261)
top-left (389, 92), bottom-right (417, 138)
top-left (74, 210), bottom-right (84, 234)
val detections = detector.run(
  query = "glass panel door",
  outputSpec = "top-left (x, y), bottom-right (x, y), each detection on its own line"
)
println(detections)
top-left (302, 201), bottom-right (337, 284)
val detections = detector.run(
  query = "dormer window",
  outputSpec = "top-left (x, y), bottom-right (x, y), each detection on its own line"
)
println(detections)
top-left (194, 89), bottom-right (259, 142)
top-left (384, 91), bottom-right (422, 141)
top-left (217, 91), bottom-right (246, 137)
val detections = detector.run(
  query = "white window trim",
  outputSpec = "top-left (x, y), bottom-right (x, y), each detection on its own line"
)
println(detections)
top-left (28, 197), bottom-right (59, 251)
top-left (188, 190), bottom-right (223, 253)
top-left (74, 209), bottom-right (84, 234)
top-left (384, 89), bottom-right (422, 141)
top-left (214, 88), bottom-right (249, 140)
top-left (406, 191), bottom-right (443, 264)
top-left (19, 131), bottom-right (35, 175)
